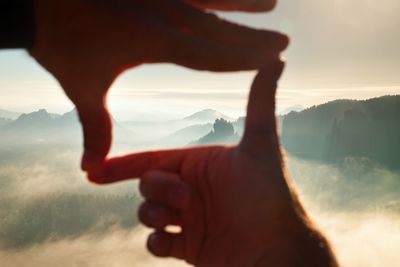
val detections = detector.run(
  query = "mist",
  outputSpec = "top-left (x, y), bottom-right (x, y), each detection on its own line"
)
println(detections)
top-left (288, 157), bottom-right (400, 212)
top-left (0, 227), bottom-right (188, 267)
top-left (0, 102), bottom-right (399, 266)
top-left (1, 150), bottom-right (399, 266)
top-left (287, 156), bottom-right (400, 267)
top-left (1, 213), bottom-right (399, 267)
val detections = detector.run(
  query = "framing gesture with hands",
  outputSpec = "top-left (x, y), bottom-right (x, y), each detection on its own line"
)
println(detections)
top-left (29, 0), bottom-right (288, 171)
top-left (89, 61), bottom-right (338, 267)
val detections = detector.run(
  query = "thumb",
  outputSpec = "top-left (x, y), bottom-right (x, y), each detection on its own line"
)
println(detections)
top-left (240, 60), bottom-right (284, 155)
top-left (74, 96), bottom-right (112, 172)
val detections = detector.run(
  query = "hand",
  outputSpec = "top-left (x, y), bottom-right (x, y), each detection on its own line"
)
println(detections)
top-left (90, 61), bottom-right (338, 267)
top-left (29, 0), bottom-right (288, 171)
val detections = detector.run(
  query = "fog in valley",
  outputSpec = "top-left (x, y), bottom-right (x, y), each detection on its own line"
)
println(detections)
top-left (0, 96), bottom-right (399, 267)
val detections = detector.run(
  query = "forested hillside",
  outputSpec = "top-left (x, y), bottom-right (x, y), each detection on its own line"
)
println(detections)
top-left (281, 95), bottom-right (400, 170)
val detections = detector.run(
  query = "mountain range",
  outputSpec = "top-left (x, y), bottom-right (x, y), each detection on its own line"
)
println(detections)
top-left (190, 95), bottom-right (400, 171)
top-left (0, 109), bottom-right (135, 149)
top-left (121, 109), bottom-right (234, 141)
top-left (1, 95), bottom-right (399, 170)
top-left (0, 108), bottom-right (235, 150)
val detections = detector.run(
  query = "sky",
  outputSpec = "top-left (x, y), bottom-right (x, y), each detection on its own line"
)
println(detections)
top-left (0, 0), bottom-right (399, 121)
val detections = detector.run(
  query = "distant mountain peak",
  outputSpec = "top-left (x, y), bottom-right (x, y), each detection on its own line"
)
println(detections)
top-left (17, 109), bottom-right (53, 121)
top-left (183, 109), bottom-right (233, 122)
top-left (37, 109), bottom-right (48, 114)
top-left (19, 109), bottom-right (50, 118)
top-left (191, 118), bottom-right (240, 146)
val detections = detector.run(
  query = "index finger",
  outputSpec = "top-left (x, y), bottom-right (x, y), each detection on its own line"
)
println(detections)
top-left (87, 149), bottom-right (187, 184)
top-left (141, 0), bottom-right (288, 51)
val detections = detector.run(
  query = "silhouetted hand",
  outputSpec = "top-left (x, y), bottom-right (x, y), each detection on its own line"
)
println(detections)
top-left (29, 0), bottom-right (288, 171)
top-left (90, 61), bottom-right (338, 267)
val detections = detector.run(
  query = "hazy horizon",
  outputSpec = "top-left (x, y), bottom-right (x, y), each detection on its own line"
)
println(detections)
top-left (0, 0), bottom-right (399, 120)
top-left (1, 91), bottom-right (398, 122)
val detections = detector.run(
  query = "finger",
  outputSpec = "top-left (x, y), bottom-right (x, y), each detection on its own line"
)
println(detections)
top-left (74, 97), bottom-right (112, 172)
top-left (183, 0), bottom-right (277, 12)
top-left (159, 27), bottom-right (278, 71)
top-left (142, 1), bottom-right (288, 51)
top-left (147, 230), bottom-right (185, 260)
top-left (87, 149), bottom-right (187, 184)
top-left (139, 201), bottom-right (181, 229)
top-left (140, 171), bottom-right (191, 211)
top-left (240, 60), bottom-right (285, 154)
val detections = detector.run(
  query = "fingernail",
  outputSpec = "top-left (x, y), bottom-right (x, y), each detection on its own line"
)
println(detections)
top-left (168, 185), bottom-right (190, 211)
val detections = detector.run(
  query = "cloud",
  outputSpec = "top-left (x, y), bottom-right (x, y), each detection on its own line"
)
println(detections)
top-left (0, 138), bottom-right (399, 266)
top-left (286, 156), bottom-right (400, 266)
top-left (0, 226), bottom-right (189, 267)
top-left (1, 213), bottom-right (399, 267)
top-left (0, 149), bottom-right (138, 199)
top-left (316, 212), bottom-right (400, 267)
top-left (287, 156), bottom-right (400, 212)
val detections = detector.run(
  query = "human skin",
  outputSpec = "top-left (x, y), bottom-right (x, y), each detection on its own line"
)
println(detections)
top-left (29, 0), bottom-right (288, 172)
top-left (89, 61), bottom-right (339, 267)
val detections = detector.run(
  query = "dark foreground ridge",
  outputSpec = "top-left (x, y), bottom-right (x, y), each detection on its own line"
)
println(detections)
top-left (280, 95), bottom-right (400, 170)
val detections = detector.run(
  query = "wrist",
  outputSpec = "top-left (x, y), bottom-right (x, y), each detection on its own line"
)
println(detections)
top-left (258, 211), bottom-right (339, 267)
